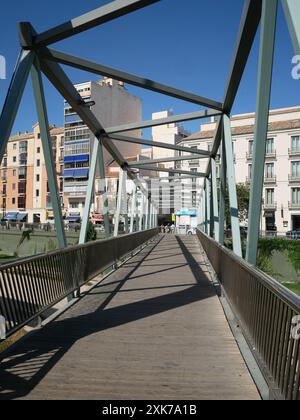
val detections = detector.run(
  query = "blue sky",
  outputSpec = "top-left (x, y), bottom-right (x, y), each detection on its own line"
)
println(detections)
top-left (0, 0), bottom-right (298, 138)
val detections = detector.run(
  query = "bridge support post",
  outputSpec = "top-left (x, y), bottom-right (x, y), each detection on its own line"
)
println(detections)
top-left (246, 0), bottom-right (278, 265)
top-left (31, 57), bottom-right (67, 249)
top-left (205, 181), bottom-right (210, 236)
top-left (282, 0), bottom-right (300, 55)
top-left (114, 168), bottom-right (125, 237)
top-left (130, 186), bottom-right (137, 233)
top-left (98, 139), bottom-right (110, 239)
top-left (219, 137), bottom-right (227, 245)
top-left (79, 138), bottom-right (99, 244)
top-left (223, 115), bottom-right (242, 257)
top-left (145, 196), bottom-right (150, 230)
top-left (209, 175), bottom-right (214, 237)
top-left (211, 158), bottom-right (219, 242)
top-left (0, 50), bottom-right (34, 164)
top-left (139, 193), bottom-right (144, 231)
top-left (123, 172), bottom-right (129, 234)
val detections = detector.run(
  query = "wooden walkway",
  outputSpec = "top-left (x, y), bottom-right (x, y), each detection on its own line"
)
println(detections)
top-left (0, 235), bottom-right (260, 400)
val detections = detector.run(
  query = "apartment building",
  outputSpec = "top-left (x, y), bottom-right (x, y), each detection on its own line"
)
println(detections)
top-left (0, 124), bottom-right (64, 223)
top-left (63, 78), bottom-right (142, 218)
top-left (152, 110), bottom-right (190, 169)
top-left (178, 106), bottom-right (300, 234)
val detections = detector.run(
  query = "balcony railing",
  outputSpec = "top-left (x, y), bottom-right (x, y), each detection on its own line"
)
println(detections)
top-left (289, 148), bottom-right (300, 157)
top-left (264, 202), bottom-right (277, 211)
top-left (246, 151), bottom-right (252, 160)
top-left (265, 150), bottom-right (276, 159)
top-left (288, 174), bottom-right (300, 183)
top-left (289, 202), bottom-right (300, 210)
top-left (264, 176), bottom-right (277, 184)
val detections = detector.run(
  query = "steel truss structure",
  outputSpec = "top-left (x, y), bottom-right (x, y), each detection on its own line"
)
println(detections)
top-left (0, 0), bottom-right (299, 265)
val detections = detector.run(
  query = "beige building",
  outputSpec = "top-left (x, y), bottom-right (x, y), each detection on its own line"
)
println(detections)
top-left (63, 78), bottom-right (142, 219)
top-left (178, 106), bottom-right (300, 234)
top-left (0, 124), bottom-right (64, 223)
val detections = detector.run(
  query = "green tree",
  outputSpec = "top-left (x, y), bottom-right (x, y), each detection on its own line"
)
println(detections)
top-left (224, 183), bottom-right (250, 227)
top-left (86, 221), bottom-right (97, 242)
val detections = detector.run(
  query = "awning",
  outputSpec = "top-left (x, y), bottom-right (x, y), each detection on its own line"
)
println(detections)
top-left (66, 216), bottom-right (81, 222)
top-left (176, 211), bottom-right (198, 216)
top-left (64, 154), bottom-right (89, 164)
top-left (16, 213), bottom-right (27, 221)
top-left (5, 212), bottom-right (18, 220)
top-left (63, 168), bottom-right (89, 179)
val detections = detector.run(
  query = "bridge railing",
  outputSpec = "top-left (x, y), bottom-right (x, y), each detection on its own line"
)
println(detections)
top-left (0, 228), bottom-right (158, 340)
top-left (197, 229), bottom-right (300, 401)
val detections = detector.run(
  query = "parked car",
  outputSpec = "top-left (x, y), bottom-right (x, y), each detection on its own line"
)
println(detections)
top-left (286, 228), bottom-right (300, 239)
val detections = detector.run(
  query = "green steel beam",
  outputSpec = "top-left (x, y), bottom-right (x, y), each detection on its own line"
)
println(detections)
top-left (34, 0), bottom-right (161, 47)
top-left (211, 158), bottom-right (219, 242)
top-left (31, 57), bottom-right (67, 249)
top-left (282, 0), bottom-right (300, 55)
top-left (218, 138), bottom-right (227, 245)
top-left (0, 50), bottom-right (34, 164)
top-left (246, 0), bottom-right (278, 265)
top-left (223, 115), bottom-right (242, 257)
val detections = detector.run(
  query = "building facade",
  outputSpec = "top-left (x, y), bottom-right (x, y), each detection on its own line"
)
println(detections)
top-left (63, 78), bottom-right (142, 218)
top-left (178, 106), bottom-right (300, 234)
top-left (0, 124), bottom-right (64, 223)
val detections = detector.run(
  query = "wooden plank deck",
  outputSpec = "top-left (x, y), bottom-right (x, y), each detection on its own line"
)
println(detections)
top-left (0, 235), bottom-right (260, 400)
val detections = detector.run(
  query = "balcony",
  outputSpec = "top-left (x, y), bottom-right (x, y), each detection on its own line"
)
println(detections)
top-left (264, 176), bottom-right (276, 184)
top-left (289, 148), bottom-right (300, 158)
top-left (246, 151), bottom-right (276, 160)
top-left (264, 202), bottom-right (277, 211)
top-left (188, 160), bottom-right (200, 166)
top-left (1, 176), bottom-right (7, 183)
top-left (289, 202), bottom-right (300, 210)
top-left (266, 151), bottom-right (276, 159)
top-left (289, 174), bottom-right (300, 184)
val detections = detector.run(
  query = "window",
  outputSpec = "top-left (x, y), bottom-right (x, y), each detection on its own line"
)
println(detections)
top-left (19, 141), bottom-right (27, 153)
top-left (19, 167), bottom-right (26, 180)
top-left (12, 183), bottom-right (16, 191)
top-left (292, 188), bottom-right (300, 205)
top-left (249, 140), bottom-right (253, 155)
top-left (37, 133), bottom-right (41, 139)
top-left (13, 143), bottom-right (17, 150)
top-left (36, 159), bottom-right (40, 167)
top-left (291, 161), bottom-right (300, 177)
top-left (191, 168), bottom-right (197, 183)
top-left (18, 182), bottom-right (26, 194)
top-left (18, 196), bottom-right (26, 209)
top-left (248, 164), bottom-right (252, 180)
top-left (266, 163), bottom-right (274, 179)
top-left (13, 156), bottom-right (16, 163)
top-left (266, 189), bottom-right (274, 205)
top-left (13, 169), bottom-right (17, 177)
top-left (12, 198), bottom-right (16, 205)
top-left (37, 147), bottom-right (40, 154)
top-left (36, 189), bottom-right (39, 197)
top-left (266, 138), bottom-right (275, 154)
top-left (291, 136), bottom-right (300, 151)
top-left (36, 174), bottom-right (40, 182)
top-left (192, 191), bottom-right (197, 207)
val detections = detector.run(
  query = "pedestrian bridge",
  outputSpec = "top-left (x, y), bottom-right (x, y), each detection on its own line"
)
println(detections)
top-left (0, 229), bottom-right (299, 400)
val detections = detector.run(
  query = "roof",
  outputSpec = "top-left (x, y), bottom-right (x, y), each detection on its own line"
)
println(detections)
top-left (182, 119), bottom-right (300, 143)
top-left (9, 125), bottom-right (64, 142)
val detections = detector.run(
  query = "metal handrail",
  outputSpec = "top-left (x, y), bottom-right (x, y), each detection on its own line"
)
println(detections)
top-left (0, 228), bottom-right (158, 339)
top-left (196, 229), bottom-right (300, 400)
